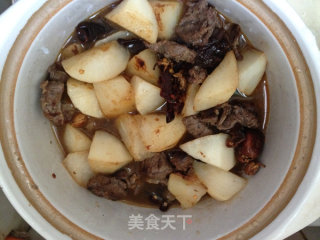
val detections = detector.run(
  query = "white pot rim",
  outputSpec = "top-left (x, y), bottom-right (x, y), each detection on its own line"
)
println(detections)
top-left (0, 1), bottom-right (319, 239)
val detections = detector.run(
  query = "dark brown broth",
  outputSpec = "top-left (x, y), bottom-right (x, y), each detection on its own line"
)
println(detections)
top-left (53, 2), bottom-right (269, 209)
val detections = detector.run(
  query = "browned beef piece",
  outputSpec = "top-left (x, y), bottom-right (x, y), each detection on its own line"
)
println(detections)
top-left (147, 40), bottom-right (197, 63)
top-left (40, 80), bottom-right (76, 126)
top-left (82, 117), bottom-right (119, 138)
top-left (183, 101), bottom-right (260, 138)
top-left (48, 64), bottom-right (69, 82)
top-left (235, 129), bottom-right (264, 163)
top-left (176, 0), bottom-right (222, 46)
top-left (224, 23), bottom-right (243, 60)
top-left (188, 66), bottom-right (207, 84)
top-left (40, 80), bottom-right (65, 126)
top-left (87, 175), bottom-right (128, 200)
top-left (226, 125), bottom-right (246, 148)
top-left (167, 150), bottom-right (194, 173)
top-left (142, 153), bottom-right (173, 184)
top-left (87, 162), bottom-right (144, 200)
top-left (182, 115), bottom-right (214, 138)
top-left (61, 101), bottom-right (76, 122)
top-left (198, 102), bottom-right (260, 130)
top-left (115, 162), bottom-right (142, 195)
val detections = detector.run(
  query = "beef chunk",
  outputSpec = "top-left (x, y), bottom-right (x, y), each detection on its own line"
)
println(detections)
top-left (40, 80), bottom-right (76, 126)
top-left (226, 125), bottom-right (246, 148)
top-left (230, 128), bottom-right (265, 176)
top-left (40, 80), bottom-right (65, 126)
top-left (176, 0), bottom-right (222, 46)
top-left (87, 174), bottom-right (128, 200)
top-left (224, 23), bottom-right (243, 60)
top-left (48, 63), bottom-right (69, 83)
top-left (115, 162), bottom-right (142, 194)
top-left (198, 102), bottom-right (260, 130)
top-left (142, 153), bottom-right (173, 184)
top-left (41, 62), bottom-right (77, 126)
top-left (188, 66), bottom-right (207, 84)
top-left (61, 101), bottom-right (76, 122)
top-left (167, 150), bottom-right (194, 173)
top-left (183, 115), bottom-right (214, 138)
top-left (218, 103), bottom-right (259, 130)
top-left (87, 162), bottom-right (143, 200)
top-left (235, 129), bottom-right (264, 163)
top-left (148, 40), bottom-right (197, 63)
top-left (183, 101), bottom-right (260, 138)
top-left (82, 117), bottom-right (119, 138)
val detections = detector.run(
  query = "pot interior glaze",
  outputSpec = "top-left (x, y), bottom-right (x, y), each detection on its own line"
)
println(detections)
top-left (0, 0), bottom-right (316, 240)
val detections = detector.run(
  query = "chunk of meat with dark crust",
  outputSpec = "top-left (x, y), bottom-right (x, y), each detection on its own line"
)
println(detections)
top-left (198, 102), bottom-right (260, 130)
top-left (176, 0), bottom-right (223, 46)
top-left (182, 115), bottom-right (214, 138)
top-left (147, 40), bottom-right (197, 63)
top-left (82, 117), bottom-right (119, 138)
top-left (40, 80), bottom-right (65, 126)
top-left (188, 66), bottom-right (207, 84)
top-left (224, 23), bottom-right (243, 60)
top-left (40, 79), bottom-right (77, 126)
top-left (115, 162), bottom-right (142, 195)
top-left (87, 174), bottom-right (128, 201)
top-left (61, 100), bottom-right (76, 122)
top-left (235, 129), bottom-right (265, 163)
top-left (87, 162), bottom-right (143, 201)
top-left (183, 101), bottom-right (260, 138)
top-left (226, 125), bottom-right (246, 148)
top-left (142, 153), bottom-right (173, 184)
top-left (167, 150), bottom-right (194, 173)
top-left (48, 63), bottom-right (69, 83)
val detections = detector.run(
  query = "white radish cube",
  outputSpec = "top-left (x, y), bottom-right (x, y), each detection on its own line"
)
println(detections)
top-left (131, 76), bottom-right (165, 115)
top-left (88, 131), bottom-right (133, 174)
top-left (105, 0), bottom-right (158, 43)
top-left (116, 114), bottom-right (155, 161)
top-left (238, 48), bottom-right (267, 95)
top-left (63, 151), bottom-right (95, 187)
top-left (168, 173), bottom-right (207, 209)
top-left (180, 133), bottom-right (236, 171)
top-left (63, 124), bottom-right (91, 153)
top-left (93, 76), bottom-right (135, 118)
top-left (126, 49), bottom-right (160, 86)
top-left (193, 161), bottom-right (247, 201)
top-left (67, 78), bottom-right (104, 118)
